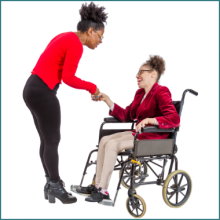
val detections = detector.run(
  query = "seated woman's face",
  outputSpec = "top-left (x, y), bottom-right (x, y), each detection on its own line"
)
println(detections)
top-left (136, 65), bottom-right (157, 89)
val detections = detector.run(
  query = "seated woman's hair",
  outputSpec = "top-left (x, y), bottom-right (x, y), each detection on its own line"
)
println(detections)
top-left (77, 2), bottom-right (108, 32)
top-left (142, 55), bottom-right (166, 82)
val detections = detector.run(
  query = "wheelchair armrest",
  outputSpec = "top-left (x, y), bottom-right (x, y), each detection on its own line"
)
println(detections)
top-left (141, 126), bottom-right (175, 133)
top-left (103, 116), bottom-right (180, 133)
top-left (104, 117), bottom-right (134, 123)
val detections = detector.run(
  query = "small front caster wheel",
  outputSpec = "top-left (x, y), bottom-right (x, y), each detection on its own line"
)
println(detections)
top-left (126, 194), bottom-right (146, 218)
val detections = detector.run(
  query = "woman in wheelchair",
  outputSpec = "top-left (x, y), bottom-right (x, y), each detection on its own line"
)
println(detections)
top-left (78, 55), bottom-right (180, 203)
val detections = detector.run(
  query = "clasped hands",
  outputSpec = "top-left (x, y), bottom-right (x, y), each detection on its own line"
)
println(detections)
top-left (91, 87), bottom-right (101, 102)
top-left (91, 94), bottom-right (102, 102)
top-left (91, 88), bottom-right (111, 104)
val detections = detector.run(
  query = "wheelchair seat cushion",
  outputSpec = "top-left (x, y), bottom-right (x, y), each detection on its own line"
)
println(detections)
top-left (118, 150), bottom-right (133, 156)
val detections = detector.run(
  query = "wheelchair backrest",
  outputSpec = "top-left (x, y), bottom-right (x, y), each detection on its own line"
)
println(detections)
top-left (173, 100), bottom-right (183, 117)
top-left (167, 101), bottom-right (181, 140)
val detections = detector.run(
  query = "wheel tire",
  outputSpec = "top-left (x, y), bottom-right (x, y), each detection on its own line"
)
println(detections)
top-left (126, 194), bottom-right (146, 218)
top-left (163, 170), bottom-right (192, 208)
top-left (119, 161), bottom-right (148, 189)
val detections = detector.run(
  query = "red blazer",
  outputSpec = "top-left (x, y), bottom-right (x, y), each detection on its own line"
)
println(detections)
top-left (109, 82), bottom-right (180, 140)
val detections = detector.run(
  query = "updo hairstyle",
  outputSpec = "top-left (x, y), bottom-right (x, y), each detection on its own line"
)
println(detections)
top-left (77, 2), bottom-right (108, 33)
top-left (142, 55), bottom-right (165, 82)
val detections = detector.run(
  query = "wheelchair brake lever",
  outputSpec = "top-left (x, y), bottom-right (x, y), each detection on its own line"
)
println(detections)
top-left (131, 159), bottom-right (141, 167)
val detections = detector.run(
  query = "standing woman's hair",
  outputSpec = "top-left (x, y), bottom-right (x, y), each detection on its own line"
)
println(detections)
top-left (142, 55), bottom-right (166, 83)
top-left (77, 2), bottom-right (108, 32)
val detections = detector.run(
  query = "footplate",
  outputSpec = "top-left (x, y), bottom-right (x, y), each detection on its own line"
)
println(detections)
top-left (98, 199), bottom-right (114, 207)
top-left (70, 185), bottom-right (91, 197)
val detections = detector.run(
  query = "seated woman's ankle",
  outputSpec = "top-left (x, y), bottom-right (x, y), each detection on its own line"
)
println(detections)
top-left (100, 188), bottom-right (109, 195)
top-left (95, 182), bottom-right (99, 189)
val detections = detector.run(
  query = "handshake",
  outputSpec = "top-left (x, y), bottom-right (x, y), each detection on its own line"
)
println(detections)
top-left (91, 87), bottom-right (114, 108)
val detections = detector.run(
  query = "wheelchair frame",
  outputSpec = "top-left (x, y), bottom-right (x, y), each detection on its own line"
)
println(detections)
top-left (72, 89), bottom-right (198, 213)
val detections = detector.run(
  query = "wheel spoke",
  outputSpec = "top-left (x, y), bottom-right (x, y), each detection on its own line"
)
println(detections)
top-left (176, 191), bottom-right (178, 204)
top-left (180, 191), bottom-right (185, 197)
top-left (180, 183), bottom-right (188, 188)
top-left (168, 184), bottom-right (176, 190)
top-left (180, 183), bottom-right (188, 191)
top-left (174, 175), bottom-right (178, 186)
top-left (137, 200), bottom-right (142, 209)
top-left (178, 174), bottom-right (183, 186)
top-left (124, 177), bottom-right (130, 184)
top-left (167, 185), bottom-right (176, 195)
top-left (138, 203), bottom-right (143, 212)
top-left (132, 206), bottom-right (137, 214)
top-left (168, 190), bottom-right (176, 200)
top-left (167, 188), bottom-right (175, 195)
top-left (123, 161), bottom-right (147, 189)
top-left (135, 199), bottom-right (142, 216)
top-left (125, 167), bottom-right (131, 173)
top-left (137, 208), bottom-right (142, 214)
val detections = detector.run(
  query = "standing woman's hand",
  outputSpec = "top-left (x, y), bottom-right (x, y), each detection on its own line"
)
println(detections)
top-left (90, 94), bottom-right (101, 102)
top-left (91, 87), bottom-right (100, 101)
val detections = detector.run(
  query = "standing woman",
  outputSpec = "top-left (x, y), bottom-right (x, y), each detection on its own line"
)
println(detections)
top-left (23, 2), bottom-right (108, 204)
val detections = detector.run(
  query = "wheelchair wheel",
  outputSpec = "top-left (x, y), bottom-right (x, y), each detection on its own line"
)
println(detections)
top-left (162, 170), bottom-right (192, 208)
top-left (126, 194), bottom-right (146, 218)
top-left (119, 160), bottom-right (148, 189)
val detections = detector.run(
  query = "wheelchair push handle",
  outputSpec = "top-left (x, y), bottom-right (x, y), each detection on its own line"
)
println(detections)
top-left (189, 89), bottom-right (199, 97)
top-left (182, 88), bottom-right (199, 97)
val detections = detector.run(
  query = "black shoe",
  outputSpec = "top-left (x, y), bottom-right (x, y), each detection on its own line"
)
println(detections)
top-left (43, 177), bottom-right (50, 200)
top-left (85, 188), bottom-right (110, 202)
top-left (48, 180), bottom-right (77, 204)
top-left (76, 184), bottom-right (98, 194)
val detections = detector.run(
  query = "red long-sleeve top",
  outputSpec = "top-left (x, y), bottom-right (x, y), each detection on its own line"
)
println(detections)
top-left (31, 32), bottom-right (97, 94)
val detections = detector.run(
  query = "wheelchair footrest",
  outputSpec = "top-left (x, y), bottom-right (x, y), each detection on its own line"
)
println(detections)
top-left (98, 199), bottom-right (114, 207)
top-left (70, 185), bottom-right (91, 197)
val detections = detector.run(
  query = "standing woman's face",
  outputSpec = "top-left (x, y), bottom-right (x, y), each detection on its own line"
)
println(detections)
top-left (86, 28), bottom-right (104, 49)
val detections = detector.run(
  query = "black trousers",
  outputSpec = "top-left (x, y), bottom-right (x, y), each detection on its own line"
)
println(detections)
top-left (23, 74), bottom-right (61, 181)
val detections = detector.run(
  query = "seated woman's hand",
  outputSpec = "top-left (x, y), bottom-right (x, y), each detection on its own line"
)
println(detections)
top-left (97, 92), bottom-right (110, 102)
top-left (134, 118), bottom-right (151, 133)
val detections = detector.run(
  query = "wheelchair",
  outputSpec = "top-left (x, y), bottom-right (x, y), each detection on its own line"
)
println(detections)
top-left (71, 89), bottom-right (198, 218)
